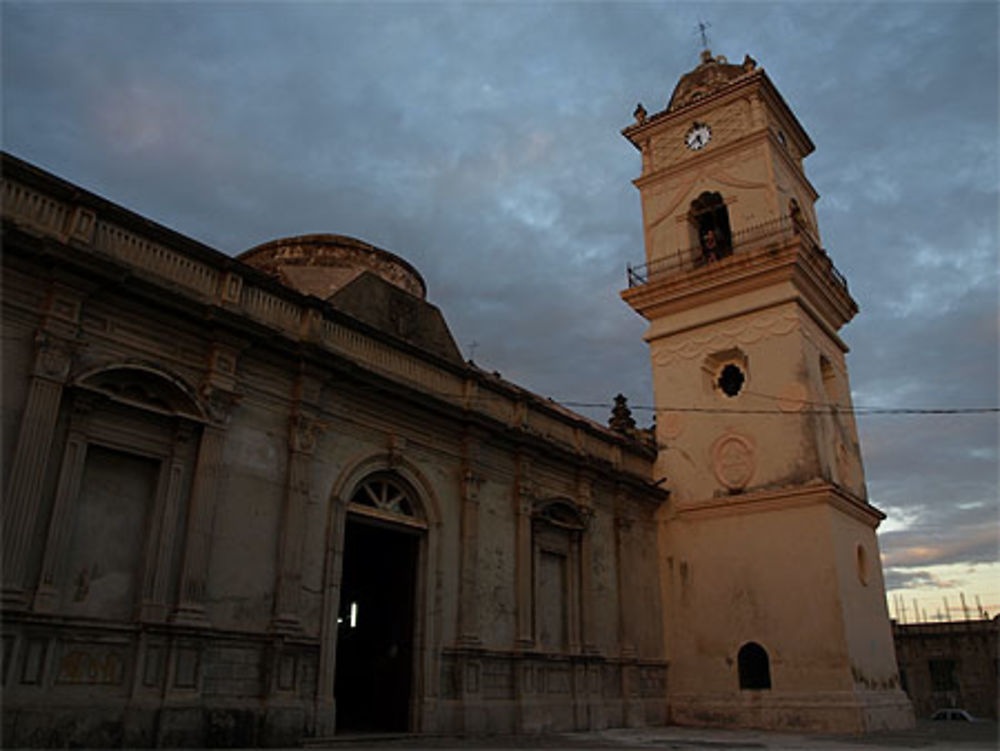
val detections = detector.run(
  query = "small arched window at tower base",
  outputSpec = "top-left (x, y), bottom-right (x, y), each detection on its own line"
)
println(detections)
top-left (738, 642), bottom-right (772, 690)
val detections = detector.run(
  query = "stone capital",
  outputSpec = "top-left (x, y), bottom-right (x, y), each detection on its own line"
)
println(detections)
top-left (289, 413), bottom-right (328, 455)
top-left (32, 331), bottom-right (75, 382)
top-left (461, 469), bottom-right (483, 504)
top-left (615, 514), bottom-right (635, 532)
top-left (201, 385), bottom-right (242, 427)
top-left (576, 471), bottom-right (595, 508)
top-left (387, 433), bottom-right (407, 465)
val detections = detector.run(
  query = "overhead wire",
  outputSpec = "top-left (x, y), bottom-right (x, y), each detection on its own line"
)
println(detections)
top-left (556, 401), bottom-right (999, 417)
top-left (351, 377), bottom-right (998, 418)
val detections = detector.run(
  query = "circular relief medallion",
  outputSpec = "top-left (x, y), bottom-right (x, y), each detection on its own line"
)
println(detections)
top-left (660, 411), bottom-right (686, 439)
top-left (777, 382), bottom-right (809, 412)
top-left (712, 433), bottom-right (755, 491)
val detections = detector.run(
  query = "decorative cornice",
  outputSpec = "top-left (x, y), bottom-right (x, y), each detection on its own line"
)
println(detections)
top-left (623, 69), bottom-right (813, 159)
top-left (674, 482), bottom-right (885, 527)
top-left (623, 238), bottom-right (856, 338)
top-left (1, 156), bottom-right (659, 491)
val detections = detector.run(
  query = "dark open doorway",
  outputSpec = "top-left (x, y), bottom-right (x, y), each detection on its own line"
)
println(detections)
top-left (334, 515), bottom-right (419, 733)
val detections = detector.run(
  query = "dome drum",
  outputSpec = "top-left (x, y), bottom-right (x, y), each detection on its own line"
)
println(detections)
top-left (238, 234), bottom-right (427, 301)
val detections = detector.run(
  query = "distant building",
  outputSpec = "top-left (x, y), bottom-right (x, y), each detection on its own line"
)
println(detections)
top-left (894, 618), bottom-right (999, 719)
top-left (2, 50), bottom-right (913, 747)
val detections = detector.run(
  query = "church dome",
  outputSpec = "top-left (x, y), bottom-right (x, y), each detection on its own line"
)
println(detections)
top-left (667, 50), bottom-right (758, 112)
top-left (238, 234), bottom-right (427, 300)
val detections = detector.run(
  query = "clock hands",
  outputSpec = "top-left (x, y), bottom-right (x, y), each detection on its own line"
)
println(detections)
top-left (686, 124), bottom-right (711, 150)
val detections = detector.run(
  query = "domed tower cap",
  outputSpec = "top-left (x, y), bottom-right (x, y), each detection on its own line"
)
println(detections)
top-left (667, 51), bottom-right (758, 112)
top-left (238, 233), bottom-right (427, 300)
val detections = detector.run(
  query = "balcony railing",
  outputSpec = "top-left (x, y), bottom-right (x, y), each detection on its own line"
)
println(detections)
top-left (626, 216), bottom-right (848, 293)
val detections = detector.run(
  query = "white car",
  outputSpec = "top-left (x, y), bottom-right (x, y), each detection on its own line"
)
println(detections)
top-left (930, 708), bottom-right (979, 721)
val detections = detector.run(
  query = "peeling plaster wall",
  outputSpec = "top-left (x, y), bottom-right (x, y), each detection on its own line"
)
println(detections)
top-left (1, 160), bottom-right (665, 747)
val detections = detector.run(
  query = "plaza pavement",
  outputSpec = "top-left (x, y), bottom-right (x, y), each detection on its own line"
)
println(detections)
top-left (296, 720), bottom-right (998, 751)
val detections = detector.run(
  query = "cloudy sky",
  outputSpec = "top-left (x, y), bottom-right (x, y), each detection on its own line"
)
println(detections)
top-left (3, 1), bottom-right (997, 619)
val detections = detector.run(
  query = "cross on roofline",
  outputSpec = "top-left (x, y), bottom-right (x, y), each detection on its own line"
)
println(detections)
top-left (696, 20), bottom-right (711, 51)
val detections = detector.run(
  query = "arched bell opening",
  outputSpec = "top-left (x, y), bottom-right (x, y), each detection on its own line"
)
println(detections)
top-left (690, 191), bottom-right (733, 263)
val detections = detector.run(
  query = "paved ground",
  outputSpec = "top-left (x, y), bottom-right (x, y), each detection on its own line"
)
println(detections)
top-left (296, 720), bottom-right (998, 751)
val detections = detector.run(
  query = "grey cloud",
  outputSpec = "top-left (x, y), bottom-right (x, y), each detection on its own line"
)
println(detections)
top-left (3, 2), bottom-right (997, 571)
top-left (883, 568), bottom-right (963, 593)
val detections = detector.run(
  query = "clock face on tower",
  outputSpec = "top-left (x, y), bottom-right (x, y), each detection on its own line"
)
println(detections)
top-left (685, 122), bottom-right (712, 150)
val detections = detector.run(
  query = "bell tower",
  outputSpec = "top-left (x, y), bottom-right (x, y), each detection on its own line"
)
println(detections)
top-left (621, 52), bottom-right (914, 732)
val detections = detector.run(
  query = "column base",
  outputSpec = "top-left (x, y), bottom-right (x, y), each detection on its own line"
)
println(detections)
top-left (170, 604), bottom-right (210, 627)
top-left (30, 585), bottom-right (57, 613)
top-left (270, 615), bottom-right (303, 634)
top-left (2, 585), bottom-right (30, 611)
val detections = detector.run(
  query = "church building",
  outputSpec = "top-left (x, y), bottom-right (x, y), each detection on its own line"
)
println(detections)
top-left (1, 52), bottom-right (913, 747)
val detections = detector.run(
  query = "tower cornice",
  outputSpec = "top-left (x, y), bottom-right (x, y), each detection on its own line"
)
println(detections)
top-left (671, 482), bottom-right (885, 528)
top-left (623, 68), bottom-right (814, 159)
top-left (621, 234), bottom-right (857, 341)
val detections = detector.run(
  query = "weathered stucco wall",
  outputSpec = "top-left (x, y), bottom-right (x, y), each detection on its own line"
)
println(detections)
top-left (622, 52), bottom-right (912, 733)
top-left (0, 155), bottom-right (666, 748)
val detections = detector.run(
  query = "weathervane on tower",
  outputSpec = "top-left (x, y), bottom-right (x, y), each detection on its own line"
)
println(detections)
top-left (695, 19), bottom-right (711, 52)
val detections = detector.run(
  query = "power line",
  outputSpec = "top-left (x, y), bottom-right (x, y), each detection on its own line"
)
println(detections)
top-left (554, 385), bottom-right (998, 417)
top-left (346, 375), bottom-right (998, 419)
top-left (555, 400), bottom-right (998, 417)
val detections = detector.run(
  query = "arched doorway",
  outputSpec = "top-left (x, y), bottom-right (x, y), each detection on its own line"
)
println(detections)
top-left (334, 473), bottom-right (426, 732)
top-left (737, 641), bottom-right (772, 690)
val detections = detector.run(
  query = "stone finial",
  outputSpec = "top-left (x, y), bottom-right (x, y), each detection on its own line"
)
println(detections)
top-left (609, 393), bottom-right (636, 433)
top-left (633, 103), bottom-right (647, 125)
top-left (743, 54), bottom-right (757, 72)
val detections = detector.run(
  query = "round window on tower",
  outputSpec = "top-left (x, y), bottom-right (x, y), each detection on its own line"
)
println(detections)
top-left (717, 364), bottom-right (746, 398)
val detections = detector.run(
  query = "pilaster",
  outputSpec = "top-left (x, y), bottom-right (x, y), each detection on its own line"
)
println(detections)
top-left (171, 387), bottom-right (236, 626)
top-left (576, 471), bottom-right (597, 654)
top-left (31, 394), bottom-right (104, 613)
top-left (613, 485), bottom-right (643, 724)
top-left (271, 411), bottom-right (327, 633)
top-left (142, 422), bottom-right (198, 622)
top-left (3, 291), bottom-right (80, 608)
top-left (613, 487), bottom-right (637, 658)
top-left (513, 451), bottom-right (534, 649)
top-left (315, 487), bottom-right (350, 730)
top-left (456, 434), bottom-right (484, 645)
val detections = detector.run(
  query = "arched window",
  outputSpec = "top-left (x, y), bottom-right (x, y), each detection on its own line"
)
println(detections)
top-left (738, 642), bottom-right (772, 690)
top-left (690, 191), bottom-right (732, 262)
top-left (350, 474), bottom-right (418, 520)
top-left (79, 365), bottom-right (205, 421)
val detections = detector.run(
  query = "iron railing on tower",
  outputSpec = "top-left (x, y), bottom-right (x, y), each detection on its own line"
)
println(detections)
top-left (626, 216), bottom-right (849, 293)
